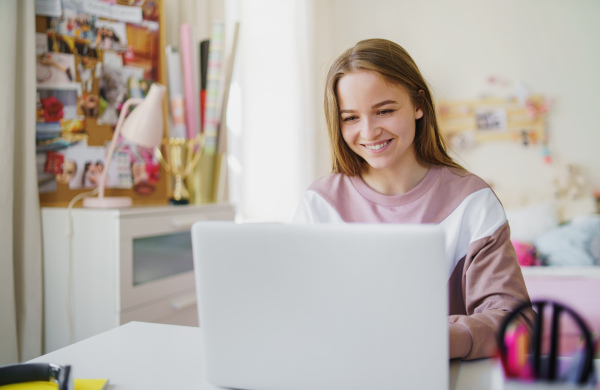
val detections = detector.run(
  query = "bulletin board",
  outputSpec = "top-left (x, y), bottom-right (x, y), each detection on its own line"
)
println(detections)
top-left (437, 95), bottom-right (548, 146)
top-left (35, 0), bottom-right (169, 207)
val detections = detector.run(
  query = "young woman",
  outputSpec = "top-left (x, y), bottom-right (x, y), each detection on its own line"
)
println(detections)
top-left (293, 38), bottom-right (535, 360)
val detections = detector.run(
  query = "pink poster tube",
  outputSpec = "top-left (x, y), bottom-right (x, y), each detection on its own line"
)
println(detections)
top-left (179, 23), bottom-right (199, 139)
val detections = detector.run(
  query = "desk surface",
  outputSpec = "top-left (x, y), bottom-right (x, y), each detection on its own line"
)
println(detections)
top-left (27, 321), bottom-right (589, 390)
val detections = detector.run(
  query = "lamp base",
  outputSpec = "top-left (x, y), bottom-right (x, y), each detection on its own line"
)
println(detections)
top-left (83, 196), bottom-right (133, 208)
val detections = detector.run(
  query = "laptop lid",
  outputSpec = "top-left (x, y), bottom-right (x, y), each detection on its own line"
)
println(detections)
top-left (192, 222), bottom-right (448, 390)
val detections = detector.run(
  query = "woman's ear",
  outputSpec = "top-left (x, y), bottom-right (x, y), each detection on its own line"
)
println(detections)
top-left (415, 107), bottom-right (424, 120)
top-left (415, 89), bottom-right (425, 119)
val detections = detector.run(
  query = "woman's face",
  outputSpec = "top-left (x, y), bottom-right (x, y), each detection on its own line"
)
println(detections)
top-left (337, 70), bottom-right (423, 175)
top-left (56, 159), bottom-right (76, 184)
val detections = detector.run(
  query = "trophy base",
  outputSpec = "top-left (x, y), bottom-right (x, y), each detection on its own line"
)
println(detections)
top-left (169, 198), bottom-right (189, 206)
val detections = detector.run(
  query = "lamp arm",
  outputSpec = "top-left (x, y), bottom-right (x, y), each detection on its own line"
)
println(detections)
top-left (97, 98), bottom-right (144, 199)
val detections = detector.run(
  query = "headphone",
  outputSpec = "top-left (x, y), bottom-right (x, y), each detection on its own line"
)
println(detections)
top-left (0, 363), bottom-right (72, 390)
top-left (497, 300), bottom-right (596, 385)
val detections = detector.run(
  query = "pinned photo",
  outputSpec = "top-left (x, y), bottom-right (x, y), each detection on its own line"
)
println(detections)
top-left (37, 84), bottom-right (81, 126)
top-left (116, 137), bottom-right (160, 195)
top-left (76, 55), bottom-right (100, 93)
top-left (46, 31), bottom-right (99, 58)
top-left (55, 140), bottom-right (132, 189)
top-left (36, 33), bottom-right (49, 56)
top-left (50, 0), bottom-right (97, 41)
top-left (36, 52), bottom-right (75, 85)
top-left (94, 20), bottom-right (127, 52)
top-left (36, 84), bottom-right (87, 143)
top-left (475, 108), bottom-right (508, 132)
top-left (142, 0), bottom-right (159, 21)
top-left (79, 94), bottom-right (100, 118)
top-left (123, 21), bottom-right (159, 80)
top-left (97, 65), bottom-right (127, 126)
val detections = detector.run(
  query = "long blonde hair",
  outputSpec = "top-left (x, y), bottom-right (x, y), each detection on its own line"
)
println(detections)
top-left (324, 38), bottom-right (462, 175)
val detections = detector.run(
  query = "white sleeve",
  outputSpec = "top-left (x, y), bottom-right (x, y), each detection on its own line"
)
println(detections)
top-left (440, 187), bottom-right (507, 277)
top-left (292, 190), bottom-right (345, 224)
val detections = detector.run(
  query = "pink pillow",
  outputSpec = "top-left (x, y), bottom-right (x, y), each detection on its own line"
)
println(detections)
top-left (512, 240), bottom-right (540, 266)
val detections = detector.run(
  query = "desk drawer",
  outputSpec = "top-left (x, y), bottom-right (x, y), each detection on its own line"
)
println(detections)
top-left (120, 289), bottom-right (199, 327)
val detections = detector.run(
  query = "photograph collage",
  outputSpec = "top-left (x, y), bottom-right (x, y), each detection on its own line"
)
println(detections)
top-left (35, 0), bottom-right (163, 197)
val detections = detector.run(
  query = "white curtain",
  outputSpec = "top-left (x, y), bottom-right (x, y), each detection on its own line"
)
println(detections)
top-left (235, 0), bottom-right (318, 222)
top-left (0, 0), bottom-right (43, 363)
top-left (161, 0), bottom-right (318, 222)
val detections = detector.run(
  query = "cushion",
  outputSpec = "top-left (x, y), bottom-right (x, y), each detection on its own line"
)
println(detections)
top-left (506, 201), bottom-right (559, 243)
top-left (534, 215), bottom-right (600, 266)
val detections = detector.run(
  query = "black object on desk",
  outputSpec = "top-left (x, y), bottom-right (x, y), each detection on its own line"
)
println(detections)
top-left (0, 363), bottom-right (72, 390)
top-left (498, 300), bottom-right (596, 385)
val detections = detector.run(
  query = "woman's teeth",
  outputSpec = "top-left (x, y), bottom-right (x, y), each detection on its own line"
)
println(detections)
top-left (364, 140), bottom-right (390, 150)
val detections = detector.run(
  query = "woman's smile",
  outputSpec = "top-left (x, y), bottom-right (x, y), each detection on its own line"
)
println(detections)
top-left (362, 139), bottom-right (392, 152)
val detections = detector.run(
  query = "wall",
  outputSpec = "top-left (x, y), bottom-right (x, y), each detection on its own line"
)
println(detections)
top-left (163, 0), bottom-right (223, 48)
top-left (311, 0), bottom-right (600, 210)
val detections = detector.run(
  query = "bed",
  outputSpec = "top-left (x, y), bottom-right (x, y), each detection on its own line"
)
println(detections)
top-left (505, 198), bottom-right (600, 354)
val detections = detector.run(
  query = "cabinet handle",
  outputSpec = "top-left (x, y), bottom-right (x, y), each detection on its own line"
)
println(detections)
top-left (170, 215), bottom-right (207, 229)
top-left (171, 293), bottom-right (197, 310)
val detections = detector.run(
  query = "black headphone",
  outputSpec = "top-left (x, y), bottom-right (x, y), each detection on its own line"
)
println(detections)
top-left (0, 363), bottom-right (72, 390)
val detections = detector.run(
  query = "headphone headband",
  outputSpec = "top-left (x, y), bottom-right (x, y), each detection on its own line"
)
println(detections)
top-left (0, 363), bottom-right (72, 390)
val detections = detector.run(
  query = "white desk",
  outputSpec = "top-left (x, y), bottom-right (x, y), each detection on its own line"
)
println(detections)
top-left (27, 322), bottom-right (592, 390)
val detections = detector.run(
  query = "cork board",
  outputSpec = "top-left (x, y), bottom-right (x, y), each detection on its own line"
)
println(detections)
top-left (35, 0), bottom-right (169, 207)
top-left (437, 95), bottom-right (548, 145)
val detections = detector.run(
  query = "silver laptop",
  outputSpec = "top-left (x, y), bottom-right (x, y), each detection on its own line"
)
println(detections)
top-left (192, 222), bottom-right (448, 390)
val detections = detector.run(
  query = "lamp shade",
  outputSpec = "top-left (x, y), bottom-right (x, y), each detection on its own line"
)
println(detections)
top-left (120, 83), bottom-right (166, 148)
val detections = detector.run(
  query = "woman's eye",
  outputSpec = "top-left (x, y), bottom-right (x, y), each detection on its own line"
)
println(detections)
top-left (378, 109), bottom-right (394, 115)
top-left (342, 116), bottom-right (358, 122)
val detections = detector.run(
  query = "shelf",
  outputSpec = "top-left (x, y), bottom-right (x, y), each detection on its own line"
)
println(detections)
top-left (521, 265), bottom-right (600, 278)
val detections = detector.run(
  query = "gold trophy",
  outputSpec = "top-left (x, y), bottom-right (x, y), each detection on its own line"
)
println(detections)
top-left (155, 135), bottom-right (204, 205)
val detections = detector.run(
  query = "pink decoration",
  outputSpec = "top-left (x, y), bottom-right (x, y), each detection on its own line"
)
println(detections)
top-left (525, 98), bottom-right (549, 120)
top-left (512, 240), bottom-right (540, 266)
top-left (180, 24), bottom-right (199, 139)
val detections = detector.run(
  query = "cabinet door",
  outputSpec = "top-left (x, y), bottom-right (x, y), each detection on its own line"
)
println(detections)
top-left (42, 208), bottom-right (121, 353)
top-left (119, 207), bottom-right (234, 311)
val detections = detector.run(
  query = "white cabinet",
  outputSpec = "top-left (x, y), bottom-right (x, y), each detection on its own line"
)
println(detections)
top-left (41, 203), bottom-right (235, 353)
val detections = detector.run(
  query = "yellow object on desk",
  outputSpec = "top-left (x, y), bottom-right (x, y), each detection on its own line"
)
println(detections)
top-left (0, 379), bottom-right (108, 390)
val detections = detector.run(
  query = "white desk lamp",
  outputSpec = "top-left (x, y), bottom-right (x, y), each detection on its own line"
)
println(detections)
top-left (83, 83), bottom-right (166, 208)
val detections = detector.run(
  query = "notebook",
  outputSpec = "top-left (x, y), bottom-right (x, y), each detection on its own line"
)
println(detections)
top-left (0, 379), bottom-right (108, 390)
top-left (191, 222), bottom-right (448, 390)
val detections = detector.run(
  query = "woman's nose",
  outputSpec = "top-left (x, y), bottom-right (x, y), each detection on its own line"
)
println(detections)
top-left (360, 118), bottom-right (382, 140)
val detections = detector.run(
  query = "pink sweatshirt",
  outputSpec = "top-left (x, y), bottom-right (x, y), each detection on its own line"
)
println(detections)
top-left (293, 164), bottom-right (535, 360)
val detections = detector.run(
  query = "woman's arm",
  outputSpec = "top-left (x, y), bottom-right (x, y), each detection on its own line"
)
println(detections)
top-left (448, 221), bottom-right (536, 360)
